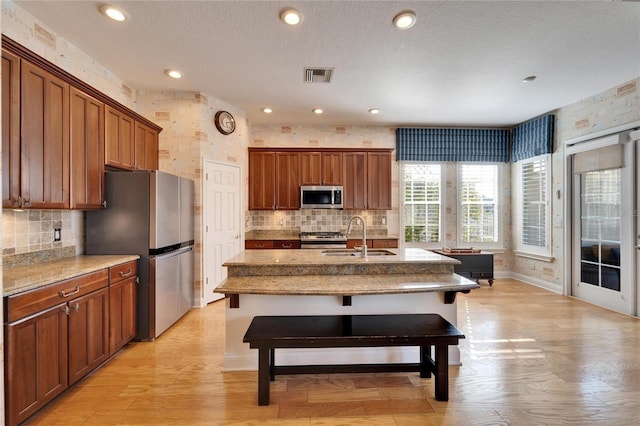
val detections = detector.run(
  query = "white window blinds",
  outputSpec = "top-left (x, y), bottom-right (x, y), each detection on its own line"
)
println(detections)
top-left (403, 164), bottom-right (441, 243)
top-left (522, 158), bottom-right (547, 247)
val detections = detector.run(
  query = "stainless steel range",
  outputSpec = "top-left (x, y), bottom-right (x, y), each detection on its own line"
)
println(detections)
top-left (300, 231), bottom-right (347, 249)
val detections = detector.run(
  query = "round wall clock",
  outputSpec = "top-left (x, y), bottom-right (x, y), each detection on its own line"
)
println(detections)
top-left (214, 110), bottom-right (236, 135)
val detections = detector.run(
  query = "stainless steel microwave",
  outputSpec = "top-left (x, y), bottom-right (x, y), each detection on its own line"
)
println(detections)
top-left (300, 185), bottom-right (343, 209)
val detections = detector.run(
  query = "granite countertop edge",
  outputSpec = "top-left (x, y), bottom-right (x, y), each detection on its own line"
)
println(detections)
top-left (215, 274), bottom-right (480, 296)
top-left (3, 254), bottom-right (140, 297)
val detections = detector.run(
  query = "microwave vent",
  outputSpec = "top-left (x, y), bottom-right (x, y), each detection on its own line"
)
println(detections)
top-left (304, 67), bottom-right (334, 83)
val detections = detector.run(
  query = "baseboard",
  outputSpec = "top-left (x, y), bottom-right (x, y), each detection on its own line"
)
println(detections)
top-left (509, 272), bottom-right (563, 294)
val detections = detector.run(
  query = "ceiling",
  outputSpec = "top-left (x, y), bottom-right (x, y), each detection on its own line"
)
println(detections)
top-left (12, 1), bottom-right (640, 127)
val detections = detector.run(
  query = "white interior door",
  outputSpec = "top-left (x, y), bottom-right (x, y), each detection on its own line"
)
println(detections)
top-left (571, 133), bottom-right (635, 315)
top-left (204, 161), bottom-right (242, 304)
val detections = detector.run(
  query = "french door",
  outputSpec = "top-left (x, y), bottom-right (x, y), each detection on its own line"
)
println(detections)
top-left (571, 133), bottom-right (634, 315)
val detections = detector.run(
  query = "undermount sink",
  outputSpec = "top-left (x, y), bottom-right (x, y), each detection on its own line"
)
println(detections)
top-left (321, 249), bottom-right (396, 257)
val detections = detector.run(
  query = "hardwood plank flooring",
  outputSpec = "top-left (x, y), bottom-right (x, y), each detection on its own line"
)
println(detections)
top-left (26, 279), bottom-right (640, 425)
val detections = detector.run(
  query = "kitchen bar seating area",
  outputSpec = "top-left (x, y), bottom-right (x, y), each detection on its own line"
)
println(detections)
top-left (25, 279), bottom-right (640, 425)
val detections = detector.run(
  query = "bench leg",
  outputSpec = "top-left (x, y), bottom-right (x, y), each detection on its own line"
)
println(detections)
top-left (433, 344), bottom-right (449, 401)
top-left (258, 348), bottom-right (271, 406)
top-left (419, 345), bottom-right (432, 378)
top-left (270, 348), bottom-right (275, 381)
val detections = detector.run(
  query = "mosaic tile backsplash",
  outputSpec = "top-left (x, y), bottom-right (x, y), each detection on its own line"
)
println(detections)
top-left (2, 210), bottom-right (81, 257)
top-left (249, 209), bottom-right (390, 234)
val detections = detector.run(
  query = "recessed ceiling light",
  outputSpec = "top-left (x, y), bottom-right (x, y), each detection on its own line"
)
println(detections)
top-left (312, 108), bottom-right (323, 114)
top-left (368, 108), bottom-right (380, 115)
top-left (393, 11), bottom-right (416, 29)
top-left (522, 75), bottom-right (537, 84)
top-left (165, 69), bottom-right (182, 79)
top-left (262, 107), bottom-right (273, 114)
top-left (280, 8), bottom-right (303, 26)
top-left (100, 4), bottom-right (127, 22)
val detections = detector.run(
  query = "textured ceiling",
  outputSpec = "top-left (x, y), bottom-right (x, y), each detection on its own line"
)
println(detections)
top-left (12, 1), bottom-right (640, 127)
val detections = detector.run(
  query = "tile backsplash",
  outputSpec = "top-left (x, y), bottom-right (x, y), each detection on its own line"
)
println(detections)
top-left (2, 210), bottom-right (82, 257)
top-left (249, 209), bottom-right (391, 234)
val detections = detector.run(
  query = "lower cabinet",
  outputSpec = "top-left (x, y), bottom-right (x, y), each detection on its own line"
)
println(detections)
top-left (245, 240), bottom-right (301, 249)
top-left (5, 303), bottom-right (68, 426)
top-left (4, 261), bottom-right (138, 426)
top-left (346, 239), bottom-right (399, 249)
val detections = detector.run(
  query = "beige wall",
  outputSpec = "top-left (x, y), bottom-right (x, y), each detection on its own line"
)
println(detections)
top-left (511, 78), bottom-right (640, 289)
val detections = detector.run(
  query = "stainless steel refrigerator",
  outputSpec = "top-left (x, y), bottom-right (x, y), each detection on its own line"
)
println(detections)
top-left (86, 170), bottom-right (194, 340)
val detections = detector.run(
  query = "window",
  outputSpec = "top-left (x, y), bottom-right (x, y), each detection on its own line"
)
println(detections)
top-left (403, 164), bottom-right (441, 243)
top-left (516, 154), bottom-right (551, 257)
top-left (459, 164), bottom-right (499, 245)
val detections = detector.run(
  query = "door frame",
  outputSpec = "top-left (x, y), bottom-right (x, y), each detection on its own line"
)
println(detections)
top-left (202, 159), bottom-right (243, 306)
top-left (563, 124), bottom-right (640, 316)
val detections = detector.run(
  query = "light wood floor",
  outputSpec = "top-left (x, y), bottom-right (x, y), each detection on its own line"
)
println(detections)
top-left (27, 279), bottom-right (640, 425)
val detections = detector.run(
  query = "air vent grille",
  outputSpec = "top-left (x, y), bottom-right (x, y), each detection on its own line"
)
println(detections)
top-left (304, 67), bottom-right (334, 83)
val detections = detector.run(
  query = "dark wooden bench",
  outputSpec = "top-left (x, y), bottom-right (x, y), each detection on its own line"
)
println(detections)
top-left (243, 313), bottom-right (465, 405)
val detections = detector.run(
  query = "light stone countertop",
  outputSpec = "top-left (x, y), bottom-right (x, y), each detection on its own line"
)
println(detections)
top-left (217, 248), bottom-right (479, 296)
top-left (3, 255), bottom-right (140, 297)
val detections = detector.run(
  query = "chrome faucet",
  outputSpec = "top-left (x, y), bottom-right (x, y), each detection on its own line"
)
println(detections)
top-left (346, 215), bottom-right (367, 257)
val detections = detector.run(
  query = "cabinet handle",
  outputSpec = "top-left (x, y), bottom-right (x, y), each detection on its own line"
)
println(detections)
top-left (73, 302), bottom-right (80, 312)
top-left (63, 306), bottom-right (70, 316)
top-left (118, 268), bottom-right (133, 277)
top-left (22, 198), bottom-right (31, 208)
top-left (256, 244), bottom-right (265, 248)
top-left (281, 243), bottom-right (292, 248)
top-left (59, 286), bottom-right (81, 298)
top-left (136, 277), bottom-right (140, 285)
top-left (102, 201), bottom-right (107, 208)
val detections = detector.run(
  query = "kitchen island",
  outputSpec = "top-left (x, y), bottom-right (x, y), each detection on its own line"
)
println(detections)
top-left (215, 248), bottom-right (479, 370)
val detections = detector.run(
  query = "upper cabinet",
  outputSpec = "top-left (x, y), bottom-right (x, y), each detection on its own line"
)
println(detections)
top-left (249, 148), bottom-right (391, 211)
top-left (300, 152), bottom-right (342, 186)
top-left (16, 59), bottom-right (70, 209)
top-left (70, 87), bottom-right (105, 209)
top-left (105, 105), bottom-right (135, 171)
top-left (1, 37), bottom-right (162, 210)
top-left (134, 121), bottom-right (159, 171)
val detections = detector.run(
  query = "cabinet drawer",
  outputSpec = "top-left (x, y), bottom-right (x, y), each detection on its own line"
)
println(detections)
top-left (470, 271), bottom-right (493, 278)
top-left (371, 239), bottom-right (398, 248)
top-left (110, 261), bottom-right (138, 284)
top-left (273, 240), bottom-right (300, 249)
top-left (6, 269), bottom-right (109, 323)
top-left (245, 240), bottom-right (274, 249)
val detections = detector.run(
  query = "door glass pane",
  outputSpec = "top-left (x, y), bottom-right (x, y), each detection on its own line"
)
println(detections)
top-left (579, 169), bottom-right (621, 291)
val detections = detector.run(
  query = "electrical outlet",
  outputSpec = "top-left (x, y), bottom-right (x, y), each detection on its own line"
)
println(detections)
top-left (381, 217), bottom-right (387, 225)
top-left (53, 228), bottom-right (61, 242)
top-left (279, 219), bottom-right (284, 226)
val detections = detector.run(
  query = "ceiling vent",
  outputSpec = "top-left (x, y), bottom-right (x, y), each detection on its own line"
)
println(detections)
top-left (304, 67), bottom-right (334, 83)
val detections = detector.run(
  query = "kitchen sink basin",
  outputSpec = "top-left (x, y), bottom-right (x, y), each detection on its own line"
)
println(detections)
top-left (321, 249), bottom-right (396, 256)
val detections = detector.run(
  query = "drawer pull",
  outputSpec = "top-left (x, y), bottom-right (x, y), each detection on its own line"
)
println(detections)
top-left (281, 243), bottom-right (292, 248)
top-left (118, 268), bottom-right (133, 277)
top-left (73, 302), bottom-right (80, 312)
top-left (59, 286), bottom-right (81, 298)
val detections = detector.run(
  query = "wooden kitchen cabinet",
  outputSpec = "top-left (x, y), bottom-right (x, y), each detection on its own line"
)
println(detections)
top-left (343, 152), bottom-right (367, 210)
top-left (367, 151), bottom-right (392, 210)
top-left (18, 59), bottom-right (70, 208)
top-left (67, 287), bottom-right (109, 385)
top-left (4, 303), bottom-right (68, 426)
top-left (249, 151), bottom-right (276, 209)
top-left (300, 152), bottom-right (342, 186)
top-left (134, 120), bottom-right (159, 171)
top-left (245, 240), bottom-right (274, 249)
top-left (275, 152), bottom-right (300, 209)
top-left (109, 260), bottom-right (138, 355)
top-left (105, 104), bottom-right (135, 170)
top-left (2, 49), bottom-right (21, 208)
top-left (70, 87), bottom-right (105, 209)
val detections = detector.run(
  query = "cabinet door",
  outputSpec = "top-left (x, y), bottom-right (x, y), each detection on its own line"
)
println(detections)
top-left (249, 151), bottom-right (276, 209)
top-left (275, 152), bottom-right (300, 209)
top-left (134, 121), bottom-right (159, 170)
top-left (21, 60), bottom-right (70, 208)
top-left (300, 152), bottom-right (322, 185)
top-left (343, 152), bottom-right (367, 210)
top-left (70, 87), bottom-right (105, 209)
top-left (109, 276), bottom-right (137, 355)
top-left (105, 105), bottom-right (135, 170)
top-left (5, 303), bottom-right (68, 426)
top-left (322, 152), bottom-right (343, 185)
top-left (2, 49), bottom-right (21, 208)
top-left (367, 152), bottom-right (391, 210)
top-left (67, 287), bottom-right (109, 385)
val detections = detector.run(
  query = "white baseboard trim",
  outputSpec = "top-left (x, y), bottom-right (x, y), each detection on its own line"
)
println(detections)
top-left (509, 272), bottom-right (563, 294)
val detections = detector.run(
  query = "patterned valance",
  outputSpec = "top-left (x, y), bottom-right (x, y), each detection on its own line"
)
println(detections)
top-left (512, 114), bottom-right (555, 162)
top-left (396, 128), bottom-right (510, 163)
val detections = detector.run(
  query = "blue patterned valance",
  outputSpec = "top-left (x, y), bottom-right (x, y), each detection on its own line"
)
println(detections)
top-left (512, 114), bottom-right (555, 162)
top-left (396, 128), bottom-right (510, 163)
